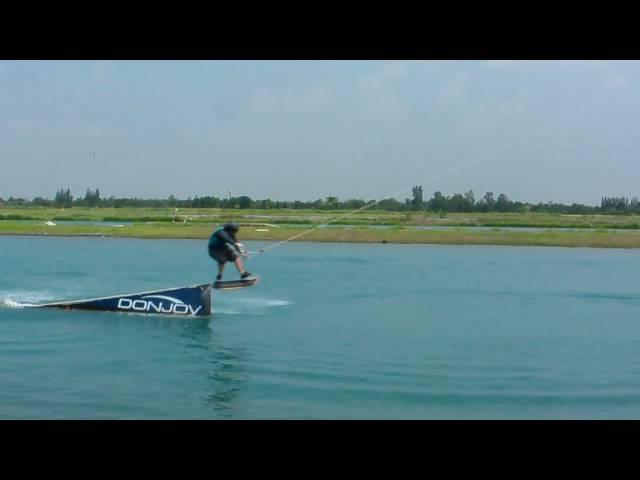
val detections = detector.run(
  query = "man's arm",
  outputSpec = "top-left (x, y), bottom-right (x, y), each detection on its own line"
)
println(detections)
top-left (216, 230), bottom-right (243, 252)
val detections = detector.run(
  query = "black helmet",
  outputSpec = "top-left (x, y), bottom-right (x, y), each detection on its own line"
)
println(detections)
top-left (223, 222), bottom-right (239, 233)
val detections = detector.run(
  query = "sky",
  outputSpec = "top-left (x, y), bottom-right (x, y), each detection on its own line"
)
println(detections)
top-left (0, 60), bottom-right (638, 205)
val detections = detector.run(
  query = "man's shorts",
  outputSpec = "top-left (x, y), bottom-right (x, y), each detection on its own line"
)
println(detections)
top-left (208, 244), bottom-right (238, 265)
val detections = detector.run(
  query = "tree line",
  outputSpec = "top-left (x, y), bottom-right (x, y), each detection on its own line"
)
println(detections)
top-left (0, 187), bottom-right (639, 215)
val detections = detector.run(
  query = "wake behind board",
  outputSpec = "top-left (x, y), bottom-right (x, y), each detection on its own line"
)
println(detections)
top-left (213, 276), bottom-right (260, 291)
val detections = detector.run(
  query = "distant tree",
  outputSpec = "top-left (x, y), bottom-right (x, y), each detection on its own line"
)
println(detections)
top-left (512, 201), bottom-right (529, 213)
top-left (480, 192), bottom-right (495, 212)
top-left (167, 194), bottom-right (178, 207)
top-left (325, 196), bottom-right (339, 209)
top-left (601, 195), bottom-right (630, 213)
top-left (32, 196), bottom-right (50, 206)
top-left (54, 188), bottom-right (73, 208)
top-left (568, 203), bottom-right (590, 215)
top-left (411, 186), bottom-right (424, 210)
top-left (343, 198), bottom-right (367, 210)
top-left (495, 193), bottom-right (511, 212)
top-left (256, 198), bottom-right (273, 209)
top-left (427, 191), bottom-right (447, 212)
top-left (54, 189), bottom-right (63, 206)
top-left (83, 188), bottom-right (101, 207)
top-left (375, 198), bottom-right (405, 211)
top-left (464, 190), bottom-right (475, 206)
top-left (5, 188), bottom-right (625, 214)
top-left (237, 196), bottom-right (252, 209)
top-left (8, 196), bottom-right (27, 205)
top-left (205, 196), bottom-right (221, 208)
top-left (448, 193), bottom-right (466, 212)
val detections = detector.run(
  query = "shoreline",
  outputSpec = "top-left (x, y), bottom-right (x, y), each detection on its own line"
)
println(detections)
top-left (2, 227), bottom-right (640, 249)
top-left (3, 209), bottom-right (640, 249)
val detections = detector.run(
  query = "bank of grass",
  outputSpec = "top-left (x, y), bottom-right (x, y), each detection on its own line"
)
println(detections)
top-left (2, 206), bottom-right (640, 229)
top-left (2, 221), bottom-right (640, 248)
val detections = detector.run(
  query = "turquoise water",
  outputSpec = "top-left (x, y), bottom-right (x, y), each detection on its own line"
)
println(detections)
top-left (1, 235), bottom-right (640, 419)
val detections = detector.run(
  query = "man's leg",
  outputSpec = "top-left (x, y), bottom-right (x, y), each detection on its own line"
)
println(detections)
top-left (234, 258), bottom-right (252, 278)
top-left (233, 256), bottom-right (246, 275)
top-left (224, 243), bottom-right (250, 278)
top-left (216, 262), bottom-right (225, 280)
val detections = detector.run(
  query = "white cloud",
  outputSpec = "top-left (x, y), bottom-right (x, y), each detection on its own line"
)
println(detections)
top-left (360, 61), bottom-right (414, 119)
top-left (439, 73), bottom-right (470, 104)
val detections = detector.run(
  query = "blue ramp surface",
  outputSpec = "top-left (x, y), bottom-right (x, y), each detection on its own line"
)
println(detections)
top-left (33, 283), bottom-right (212, 316)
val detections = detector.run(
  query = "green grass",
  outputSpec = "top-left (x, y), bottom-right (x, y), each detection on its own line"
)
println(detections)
top-left (2, 219), bottom-right (640, 248)
top-left (3, 206), bottom-right (640, 249)
top-left (3, 206), bottom-right (640, 229)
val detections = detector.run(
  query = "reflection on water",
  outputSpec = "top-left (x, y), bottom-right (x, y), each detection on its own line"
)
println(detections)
top-left (205, 348), bottom-right (247, 417)
top-left (174, 318), bottom-right (247, 417)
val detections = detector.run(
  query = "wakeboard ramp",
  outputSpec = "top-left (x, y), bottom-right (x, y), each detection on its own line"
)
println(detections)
top-left (32, 283), bottom-right (212, 317)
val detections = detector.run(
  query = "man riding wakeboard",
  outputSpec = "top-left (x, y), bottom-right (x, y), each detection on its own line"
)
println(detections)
top-left (208, 223), bottom-right (253, 281)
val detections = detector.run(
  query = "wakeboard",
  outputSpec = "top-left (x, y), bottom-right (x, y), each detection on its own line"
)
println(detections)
top-left (213, 276), bottom-right (260, 290)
